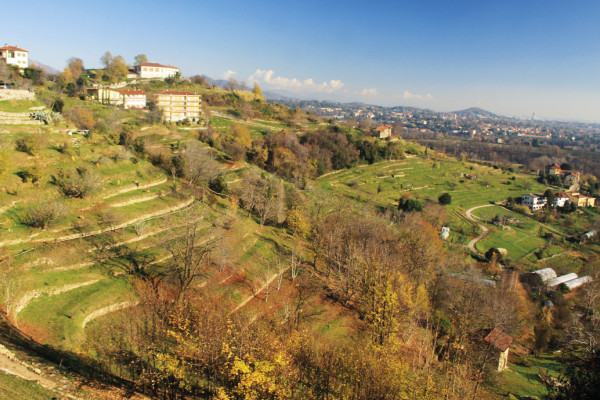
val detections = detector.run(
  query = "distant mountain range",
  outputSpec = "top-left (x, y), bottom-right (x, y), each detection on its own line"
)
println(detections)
top-left (29, 60), bottom-right (59, 75)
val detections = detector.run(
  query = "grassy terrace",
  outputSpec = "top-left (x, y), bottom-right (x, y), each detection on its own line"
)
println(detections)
top-left (0, 99), bottom-right (46, 113)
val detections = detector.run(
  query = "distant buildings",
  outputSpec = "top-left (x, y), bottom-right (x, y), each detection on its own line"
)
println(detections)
top-left (134, 62), bottom-right (180, 79)
top-left (0, 44), bottom-right (28, 69)
top-left (155, 91), bottom-right (202, 122)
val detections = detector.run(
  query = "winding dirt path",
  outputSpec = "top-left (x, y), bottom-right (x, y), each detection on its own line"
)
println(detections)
top-left (465, 204), bottom-right (495, 254)
top-left (102, 177), bottom-right (168, 200)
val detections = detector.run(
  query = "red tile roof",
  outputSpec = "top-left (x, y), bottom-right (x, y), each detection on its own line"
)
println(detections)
top-left (156, 91), bottom-right (197, 96)
top-left (136, 62), bottom-right (178, 69)
top-left (484, 328), bottom-right (513, 352)
top-left (0, 45), bottom-right (28, 53)
top-left (119, 89), bottom-right (146, 95)
top-left (376, 125), bottom-right (392, 131)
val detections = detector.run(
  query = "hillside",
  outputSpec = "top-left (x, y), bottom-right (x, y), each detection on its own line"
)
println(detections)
top-left (0, 74), bottom-right (598, 399)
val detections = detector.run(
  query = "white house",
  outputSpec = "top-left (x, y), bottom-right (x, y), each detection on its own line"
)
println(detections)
top-left (553, 192), bottom-right (570, 208)
top-left (0, 44), bottom-right (28, 69)
top-left (134, 62), bottom-right (180, 79)
top-left (119, 89), bottom-right (146, 109)
top-left (522, 193), bottom-right (547, 211)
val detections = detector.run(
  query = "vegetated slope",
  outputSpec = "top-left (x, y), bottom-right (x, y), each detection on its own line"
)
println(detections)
top-left (0, 82), bottom-right (596, 399)
top-left (451, 107), bottom-right (498, 118)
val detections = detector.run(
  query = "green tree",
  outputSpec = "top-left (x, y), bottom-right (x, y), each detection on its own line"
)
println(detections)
top-left (438, 192), bottom-right (452, 205)
top-left (134, 53), bottom-right (148, 65)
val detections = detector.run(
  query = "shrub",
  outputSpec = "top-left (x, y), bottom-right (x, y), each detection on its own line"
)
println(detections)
top-left (15, 133), bottom-right (47, 156)
top-left (16, 165), bottom-right (44, 184)
top-left (20, 200), bottom-right (69, 228)
top-left (438, 192), bottom-right (452, 205)
top-left (52, 167), bottom-right (102, 198)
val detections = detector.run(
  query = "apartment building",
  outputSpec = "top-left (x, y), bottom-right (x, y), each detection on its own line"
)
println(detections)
top-left (0, 45), bottom-right (28, 69)
top-left (155, 91), bottom-right (202, 122)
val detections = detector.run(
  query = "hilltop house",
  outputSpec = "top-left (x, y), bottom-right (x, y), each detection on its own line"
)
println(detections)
top-left (375, 124), bottom-right (392, 139)
top-left (155, 91), bottom-right (202, 122)
top-left (134, 62), bottom-right (180, 79)
top-left (483, 328), bottom-right (513, 372)
top-left (522, 193), bottom-right (547, 211)
top-left (0, 44), bottom-right (28, 69)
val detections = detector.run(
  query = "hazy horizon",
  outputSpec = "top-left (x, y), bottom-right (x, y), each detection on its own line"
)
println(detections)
top-left (4, 0), bottom-right (599, 122)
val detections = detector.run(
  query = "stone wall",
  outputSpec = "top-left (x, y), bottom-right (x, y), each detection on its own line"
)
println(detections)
top-left (0, 89), bottom-right (36, 101)
top-left (0, 111), bottom-right (42, 125)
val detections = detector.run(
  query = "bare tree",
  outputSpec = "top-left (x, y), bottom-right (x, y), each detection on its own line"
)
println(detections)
top-left (182, 141), bottom-right (220, 186)
top-left (164, 206), bottom-right (218, 301)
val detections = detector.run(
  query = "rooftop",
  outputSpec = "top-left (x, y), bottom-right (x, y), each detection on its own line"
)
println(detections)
top-left (0, 45), bottom-right (28, 53)
top-left (136, 62), bottom-right (179, 69)
top-left (484, 328), bottom-right (514, 352)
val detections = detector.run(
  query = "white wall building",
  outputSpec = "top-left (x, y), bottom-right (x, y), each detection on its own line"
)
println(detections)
top-left (522, 193), bottom-right (547, 211)
top-left (119, 89), bottom-right (147, 109)
top-left (553, 193), bottom-right (570, 208)
top-left (134, 62), bottom-right (179, 79)
top-left (0, 45), bottom-right (28, 69)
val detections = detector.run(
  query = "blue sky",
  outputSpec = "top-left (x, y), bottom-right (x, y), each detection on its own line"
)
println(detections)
top-left (3, 0), bottom-right (600, 121)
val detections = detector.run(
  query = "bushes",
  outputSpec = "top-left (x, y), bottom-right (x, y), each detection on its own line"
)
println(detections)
top-left (15, 133), bottom-right (47, 156)
top-left (52, 167), bottom-right (102, 198)
top-left (438, 192), bottom-right (452, 205)
top-left (20, 200), bottom-right (69, 228)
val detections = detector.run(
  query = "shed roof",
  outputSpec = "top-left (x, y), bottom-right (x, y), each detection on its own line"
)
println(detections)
top-left (484, 328), bottom-right (514, 352)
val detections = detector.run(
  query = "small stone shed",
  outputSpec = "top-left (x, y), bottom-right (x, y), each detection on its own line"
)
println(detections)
top-left (484, 328), bottom-right (514, 372)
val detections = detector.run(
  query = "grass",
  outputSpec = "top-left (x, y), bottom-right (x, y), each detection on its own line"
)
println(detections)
top-left (0, 371), bottom-right (57, 400)
top-left (493, 354), bottom-right (563, 399)
top-left (0, 99), bottom-right (45, 113)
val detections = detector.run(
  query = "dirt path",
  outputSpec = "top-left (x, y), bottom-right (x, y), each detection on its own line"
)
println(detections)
top-left (0, 344), bottom-right (66, 395)
top-left (465, 204), bottom-right (495, 254)
top-left (81, 301), bottom-right (138, 329)
top-left (231, 270), bottom-right (284, 314)
top-left (103, 177), bottom-right (168, 199)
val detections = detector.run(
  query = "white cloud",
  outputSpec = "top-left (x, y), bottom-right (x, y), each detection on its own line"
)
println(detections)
top-left (222, 70), bottom-right (237, 79)
top-left (361, 88), bottom-right (378, 96)
top-left (403, 91), bottom-right (433, 101)
top-left (248, 69), bottom-right (344, 93)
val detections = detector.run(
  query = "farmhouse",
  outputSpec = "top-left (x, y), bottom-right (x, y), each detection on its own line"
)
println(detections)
top-left (522, 193), bottom-right (547, 211)
top-left (0, 44), bottom-right (28, 69)
top-left (375, 124), bottom-right (392, 139)
top-left (484, 328), bottom-right (513, 372)
top-left (134, 62), bottom-right (180, 79)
